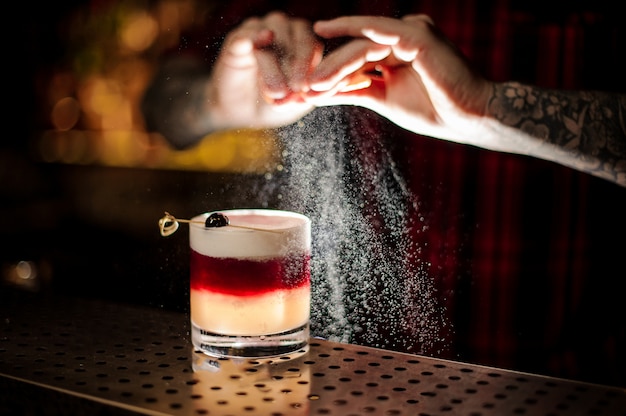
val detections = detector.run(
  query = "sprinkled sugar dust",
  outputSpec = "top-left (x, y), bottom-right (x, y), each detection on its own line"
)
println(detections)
top-left (260, 106), bottom-right (451, 356)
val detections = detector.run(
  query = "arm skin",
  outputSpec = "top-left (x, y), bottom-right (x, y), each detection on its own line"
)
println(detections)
top-left (305, 15), bottom-right (626, 187)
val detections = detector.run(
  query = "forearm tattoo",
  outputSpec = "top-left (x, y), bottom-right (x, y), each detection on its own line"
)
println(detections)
top-left (489, 82), bottom-right (626, 187)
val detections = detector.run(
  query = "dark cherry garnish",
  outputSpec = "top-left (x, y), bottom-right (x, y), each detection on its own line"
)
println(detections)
top-left (205, 212), bottom-right (230, 228)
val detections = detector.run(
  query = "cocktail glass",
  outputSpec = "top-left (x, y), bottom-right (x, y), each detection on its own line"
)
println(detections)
top-left (189, 209), bottom-right (311, 358)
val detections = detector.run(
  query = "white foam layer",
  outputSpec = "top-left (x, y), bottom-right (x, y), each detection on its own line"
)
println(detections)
top-left (189, 209), bottom-right (311, 258)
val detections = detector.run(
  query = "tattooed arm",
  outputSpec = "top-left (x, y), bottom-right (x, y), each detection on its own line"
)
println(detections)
top-left (305, 15), bottom-right (626, 187)
top-left (485, 82), bottom-right (626, 186)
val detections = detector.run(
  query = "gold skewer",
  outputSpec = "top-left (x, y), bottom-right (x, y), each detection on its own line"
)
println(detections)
top-left (170, 217), bottom-right (204, 225)
top-left (158, 212), bottom-right (280, 237)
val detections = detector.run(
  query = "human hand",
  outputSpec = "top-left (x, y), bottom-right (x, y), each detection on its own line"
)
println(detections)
top-left (208, 11), bottom-right (323, 130)
top-left (305, 15), bottom-right (493, 145)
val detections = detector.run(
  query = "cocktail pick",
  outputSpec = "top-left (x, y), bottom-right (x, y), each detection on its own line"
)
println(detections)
top-left (159, 212), bottom-right (194, 236)
top-left (158, 212), bottom-right (279, 237)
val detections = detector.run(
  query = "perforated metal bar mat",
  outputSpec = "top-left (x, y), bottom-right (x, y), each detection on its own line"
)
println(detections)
top-left (1, 292), bottom-right (625, 416)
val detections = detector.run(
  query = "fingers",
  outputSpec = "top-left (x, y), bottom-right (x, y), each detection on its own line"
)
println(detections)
top-left (314, 14), bottom-right (434, 40)
top-left (251, 12), bottom-right (323, 101)
top-left (219, 18), bottom-right (269, 70)
top-left (262, 12), bottom-right (324, 93)
top-left (316, 14), bottom-right (437, 59)
top-left (402, 14), bottom-right (435, 26)
top-left (216, 12), bottom-right (323, 104)
top-left (309, 16), bottom-right (412, 92)
top-left (256, 12), bottom-right (299, 98)
top-left (218, 12), bottom-right (452, 111)
top-left (286, 17), bottom-right (324, 91)
top-left (308, 14), bottom-right (450, 94)
top-left (309, 39), bottom-right (390, 92)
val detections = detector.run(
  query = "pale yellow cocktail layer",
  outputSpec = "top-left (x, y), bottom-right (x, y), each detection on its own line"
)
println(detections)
top-left (191, 286), bottom-right (310, 336)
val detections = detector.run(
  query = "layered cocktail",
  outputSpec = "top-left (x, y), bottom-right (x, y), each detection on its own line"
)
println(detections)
top-left (189, 209), bottom-right (311, 358)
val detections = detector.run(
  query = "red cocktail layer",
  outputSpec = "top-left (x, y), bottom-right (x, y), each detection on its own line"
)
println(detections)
top-left (190, 250), bottom-right (310, 296)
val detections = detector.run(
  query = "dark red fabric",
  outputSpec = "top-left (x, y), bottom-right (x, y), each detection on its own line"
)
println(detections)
top-left (171, 0), bottom-right (626, 387)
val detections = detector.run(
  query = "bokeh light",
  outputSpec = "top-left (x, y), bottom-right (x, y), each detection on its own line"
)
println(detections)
top-left (51, 97), bottom-right (81, 131)
top-left (36, 0), bottom-right (280, 174)
top-left (119, 11), bottom-right (158, 52)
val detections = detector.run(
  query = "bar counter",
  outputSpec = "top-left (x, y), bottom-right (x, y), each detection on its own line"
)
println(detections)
top-left (1, 290), bottom-right (625, 416)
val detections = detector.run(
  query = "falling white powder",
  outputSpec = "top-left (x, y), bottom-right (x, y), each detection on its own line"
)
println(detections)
top-left (257, 106), bottom-right (450, 355)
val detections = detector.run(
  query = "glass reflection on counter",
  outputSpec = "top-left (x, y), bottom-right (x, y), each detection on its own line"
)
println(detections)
top-left (191, 349), bottom-right (311, 414)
